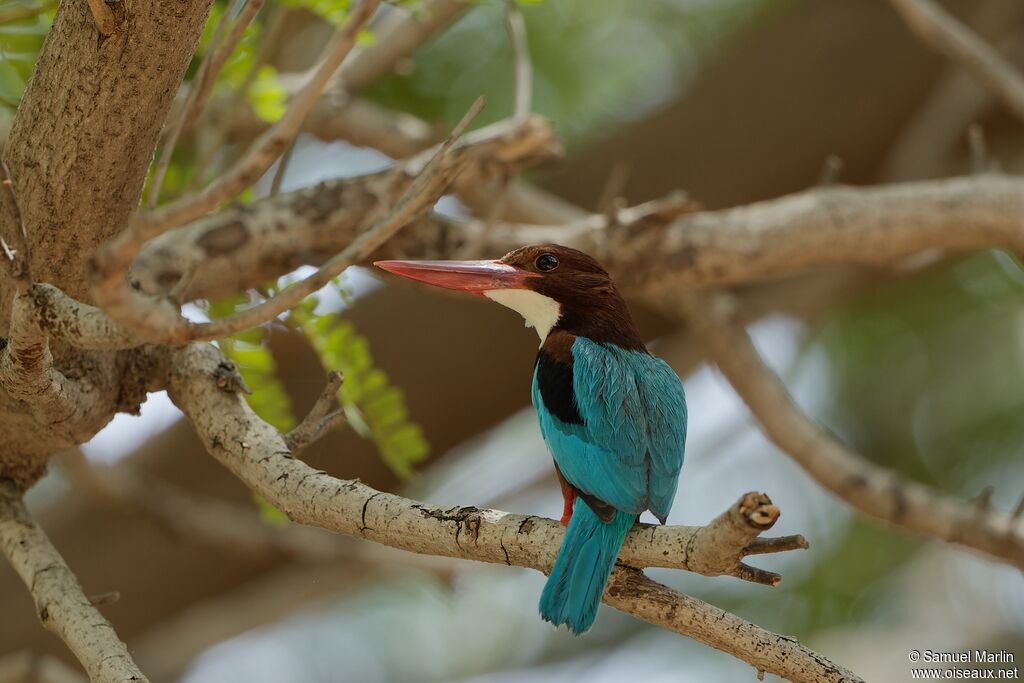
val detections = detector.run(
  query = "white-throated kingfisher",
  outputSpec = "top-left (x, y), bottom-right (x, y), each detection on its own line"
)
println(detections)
top-left (375, 245), bottom-right (687, 634)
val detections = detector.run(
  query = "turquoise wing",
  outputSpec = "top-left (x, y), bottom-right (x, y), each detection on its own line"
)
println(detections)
top-left (531, 338), bottom-right (687, 520)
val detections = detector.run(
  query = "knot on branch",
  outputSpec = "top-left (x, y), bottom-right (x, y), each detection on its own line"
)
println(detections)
top-left (213, 361), bottom-right (250, 395)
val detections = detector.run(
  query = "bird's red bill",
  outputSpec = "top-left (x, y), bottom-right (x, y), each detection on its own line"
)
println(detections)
top-left (374, 259), bottom-right (533, 294)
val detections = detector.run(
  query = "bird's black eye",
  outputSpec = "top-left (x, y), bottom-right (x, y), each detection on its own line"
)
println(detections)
top-left (536, 253), bottom-right (559, 272)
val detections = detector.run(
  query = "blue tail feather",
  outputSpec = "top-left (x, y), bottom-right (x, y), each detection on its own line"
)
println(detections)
top-left (539, 499), bottom-right (635, 634)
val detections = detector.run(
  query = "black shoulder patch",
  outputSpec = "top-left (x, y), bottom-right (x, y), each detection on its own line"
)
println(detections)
top-left (535, 351), bottom-right (583, 425)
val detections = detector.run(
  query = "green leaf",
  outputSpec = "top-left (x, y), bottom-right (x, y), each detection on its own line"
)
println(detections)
top-left (254, 494), bottom-right (290, 528)
top-left (248, 65), bottom-right (288, 123)
top-left (278, 0), bottom-right (352, 25)
top-left (0, 58), bottom-right (24, 105)
top-left (291, 303), bottom-right (430, 479)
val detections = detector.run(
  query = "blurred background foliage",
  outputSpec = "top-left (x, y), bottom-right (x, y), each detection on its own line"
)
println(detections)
top-left (2, 0), bottom-right (1024, 681)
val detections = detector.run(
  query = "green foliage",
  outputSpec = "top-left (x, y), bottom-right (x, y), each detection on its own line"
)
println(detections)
top-left (0, 1), bottom-right (52, 111)
top-left (366, 0), bottom-right (776, 145)
top-left (208, 286), bottom-right (429, 484)
top-left (290, 296), bottom-right (429, 480)
top-left (209, 297), bottom-right (298, 525)
top-left (197, 1), bottom-right (287, 123)
top-left (249, 65), bottom-right (288, 123)
top-left (278, 0), bottom-right (353, 25)
top-left (812, 252), bottom-right (1024, 495)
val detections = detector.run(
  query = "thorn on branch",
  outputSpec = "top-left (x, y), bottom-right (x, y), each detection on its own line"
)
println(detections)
top-left (967, 123), bottom-right (997, 174)
top-left (87, 591), bottom-right (120, 607)
top-left (817, 154), bottom-right (843, 186)
top-left (285, 371), bottom-right (347, 453)
top-left (973, 485), bottom-right (994, 511)
top-left (1013, 494), bottom-right (1024, 520)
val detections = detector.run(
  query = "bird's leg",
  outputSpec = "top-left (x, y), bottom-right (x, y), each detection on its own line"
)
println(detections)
top-left (554, 464), bottom-right (576, 527)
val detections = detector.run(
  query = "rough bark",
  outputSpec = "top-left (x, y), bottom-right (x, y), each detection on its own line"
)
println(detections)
top-left (2, 0), bottom-right (214, 308)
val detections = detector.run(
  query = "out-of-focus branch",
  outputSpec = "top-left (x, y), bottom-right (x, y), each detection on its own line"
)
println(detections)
top-left (149, 0), bottom-right (244, 209)
top-left (338, 0), bottom-right (471, 91)
top-left (131, 114), bottom-right (561, 304)
top-left (61, 450), bottom-right (347, 561)
top-left (136, 173), bottom-right (1024, 306)
top-left (0, 483), bottom-right (147, 683)
top-left (683, 290), bottom-right (1024, 570)
top-left (91, 0), bottom-right (381, 286)
top-left (0, 651), bottom-right (87, 683)
top-left (95, 97), bottom-right (485, 344)
top-left (889, 0), bottom-right (1024, 123)
top-left (504, 0), bottom-right (532, 120)
top-left (201, 0), bottom-right (471, 148)
top-left (0, 2), bottom-right (55, 25)
top-left (155, 341), bottom-right (858, 683)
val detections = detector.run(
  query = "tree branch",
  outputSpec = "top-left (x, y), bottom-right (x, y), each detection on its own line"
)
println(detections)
top-left (605, 570), bottom-right (860, 683)
top-left (130, 114), bottom-right (561, 306)
top-left (889, 0), bottom-right (1024, 124)
top-left (156, 341), bottom-right (858, 683)
top-left (61, 450), bottom-right (347, 562)
top-left (683, 290), bottom-right (1024, 570)
top-left (136, 173), bottom-right (1024, 307)
top-left (94, 97), bottom-right (486, 344)
top-left (284, 371), bottom-right (346, 454)
top-left (90, 0), bottom-right (381, 293)
top-left (0, 482), bottom-right (147, 683)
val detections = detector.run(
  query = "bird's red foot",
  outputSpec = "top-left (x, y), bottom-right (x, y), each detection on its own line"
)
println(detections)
top-left (559, 483), bottom-right (576, 527)
top-left (554, 464), bottom-right (576, 526)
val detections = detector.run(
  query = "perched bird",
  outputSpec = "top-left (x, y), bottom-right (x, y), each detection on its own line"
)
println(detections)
top-left (375, 244), bottom-right (687, 634)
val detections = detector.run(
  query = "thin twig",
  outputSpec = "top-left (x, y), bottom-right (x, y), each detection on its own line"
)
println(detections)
top-left (889, 0), bottom-right (1024, 124)
top-left (187, 0), bottom-right (267, 132)
top-left (149, 0), bottom-right (242, 209)
top-left (98, 96), bottom-right (484, 344)
top-left (191, 2), bottom-right (289, 189)
top-left (284, 370), bottom-right (346, 453)
top-left (504, 0), bottom-right (532, 120)
top-left (177, 95), bottom-right (483, 341)
top-left (269, 137), bottom-right (297, 196)
top-left (95, 0), bottom-right (381, 283)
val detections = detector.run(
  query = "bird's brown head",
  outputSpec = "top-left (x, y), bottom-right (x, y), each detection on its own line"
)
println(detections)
top-left (374, 244), bottom-right (645, 349)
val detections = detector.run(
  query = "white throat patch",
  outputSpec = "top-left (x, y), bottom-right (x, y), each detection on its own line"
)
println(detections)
top-left (483, 289), bottom-right (561, 343)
